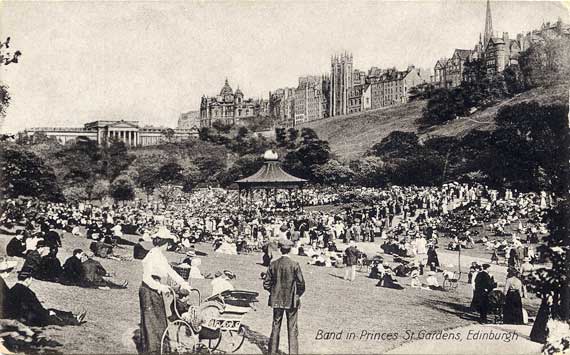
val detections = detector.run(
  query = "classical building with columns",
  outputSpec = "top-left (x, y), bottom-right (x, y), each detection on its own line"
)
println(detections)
top-left (23, 120), bottom-right (197, 147)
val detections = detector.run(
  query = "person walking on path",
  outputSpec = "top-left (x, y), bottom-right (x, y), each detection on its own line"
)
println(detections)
top-left (263, 239), bottom-right (306, 355)
top-left (344, 241), bottom-right (359, 282)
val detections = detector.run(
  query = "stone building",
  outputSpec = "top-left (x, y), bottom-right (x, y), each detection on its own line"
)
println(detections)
top-left (353, 69), bottom-right (367, 86)
top-left (177, 110), bottom-right (200, 129)
top-left (433, 49), bottom-right (474, 88)
top-left (433, 0), bottom-right (569, 86)
top-left (329, 52), bottom-right (354, 117)
top-left (361, 84), bottom-right (372, 111)
top-left (269, 87), bottom-right (296, 127)
top-left (369, 67), bottom-right (425, 109)
top-left (347, 84), bottom-right (364, 114)
top-left (199, 79), bottom-right (259, 127)
top-left (294, 75), bottom-right (329, 125)
top-left (23, 120), bottom-right (197, 147)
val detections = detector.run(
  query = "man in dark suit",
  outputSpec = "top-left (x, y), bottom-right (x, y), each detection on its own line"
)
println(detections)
top-left (5, 269), bottom-right (85, 326)
top-left (44, 225), bottom-right (62, 251)
top-left (263, 239), bottom-right (305, 355)
top-left (6, 233), bottom-right (26, 257)
top-left (19, 241), bottom-right (50, 280)
top-left (474, 263), bottom-right (496, 323)
top-left (60, 249), bottom-right (84, 285)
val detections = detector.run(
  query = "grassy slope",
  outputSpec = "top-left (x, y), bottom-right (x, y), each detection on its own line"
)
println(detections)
top-left (302, 84), bottom-right (569, 161)
top-left (0, 231), bottom-right (481, 354)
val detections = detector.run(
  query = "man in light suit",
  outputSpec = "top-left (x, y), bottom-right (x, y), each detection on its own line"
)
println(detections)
top-left (263, 239), bottom-right (305, 355)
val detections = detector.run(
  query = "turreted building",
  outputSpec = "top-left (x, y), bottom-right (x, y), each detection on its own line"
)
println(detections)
top-left (199, 79), bottom-right (260, 128)
top-left (329, 52), bottom-right (354, 117)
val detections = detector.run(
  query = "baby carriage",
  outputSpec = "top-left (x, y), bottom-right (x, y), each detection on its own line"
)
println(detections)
top-left (160, 287), bottom-right (258, 354)
top-left (487, 289), bottom-right (505, 324)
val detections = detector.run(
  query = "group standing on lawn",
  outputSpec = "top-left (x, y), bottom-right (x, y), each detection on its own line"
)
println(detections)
top-left (0, 183), bottom-right (558, 354)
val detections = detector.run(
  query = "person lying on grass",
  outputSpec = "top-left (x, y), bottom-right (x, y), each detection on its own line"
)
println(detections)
top-left (5, 269), bottom-right (86, 327)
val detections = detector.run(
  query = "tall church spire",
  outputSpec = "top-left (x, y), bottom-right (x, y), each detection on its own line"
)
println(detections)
top-left (484, 0), bottom-right (493, 47)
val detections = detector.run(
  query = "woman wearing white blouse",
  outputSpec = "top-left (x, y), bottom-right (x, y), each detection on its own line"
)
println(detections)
top-left (139, 238), bottom-right (192, 354)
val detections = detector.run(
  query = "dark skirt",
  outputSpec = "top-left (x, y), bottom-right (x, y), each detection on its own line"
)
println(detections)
top-left (503, 290), bottom-right (523, 324)
top-left (530, 299), bottom-right (549, 343)
top-left (139, 282), bottom-right (167, 354)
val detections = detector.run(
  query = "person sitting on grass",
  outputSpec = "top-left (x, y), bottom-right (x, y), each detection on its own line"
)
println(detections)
top-left (425, 271), bottom-right (444, 291)
top-left (5, 269), bottom-right (86, 327)
top-left (60, 249), bottom-right (84, 286)
top-left (6, 232), bottom-right (26, 258)
top-left (19, 241), bottom-right (51, 280)
top-left (376, 268), bottom-right (404, 290)
top-left (80, 253), bottom-right (128, 290)
top-left (36, 248), bottom-right (62, 282)
top-left (368, 260), bottom-right (385, 280)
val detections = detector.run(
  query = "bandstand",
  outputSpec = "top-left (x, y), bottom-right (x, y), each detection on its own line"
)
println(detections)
top-left (235, 150), bottom-right (307, 210)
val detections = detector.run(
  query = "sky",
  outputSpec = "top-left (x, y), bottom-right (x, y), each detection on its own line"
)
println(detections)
top-left (0, 1), bottom-right (568, 133)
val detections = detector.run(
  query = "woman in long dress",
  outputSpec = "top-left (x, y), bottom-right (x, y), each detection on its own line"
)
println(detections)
top-left (139, 238), bottom-right (193, 354)
top-left (503, 268), bottom-right (524, 324)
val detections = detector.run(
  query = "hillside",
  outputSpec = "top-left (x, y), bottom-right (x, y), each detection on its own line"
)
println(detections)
top-left (301, 84), bottom-right (569, 160)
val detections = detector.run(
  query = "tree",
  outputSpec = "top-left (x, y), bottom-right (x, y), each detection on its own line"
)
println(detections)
top-left (0, 145), bottom-right (63, 201)
top-left (90, 179), bottom-right (110, 201)
top-left (367, 131), bottom-right (422, 159)
top-left (195, 155), bottom-right (226, 184)
top-left (390, 153), bottom-right (445, 186)
top-left (275, 127), bottom-right (287, 147)
top-left (157, 184), bottom-right (181, 208)
top-left (53, 140), bottom-right (104, 187)
top-left (138, 167), bottom-right (159, 199)
top-left (0, 37), bottom-right (21, 118)
top-left (62, 185), bottom-right (88, 202)
top-left (0, 37), bottom-right (22, 66)
top-left (218, 154), bottom-right (264, 187)
top-left (503, 64), bottom-right (525, 94)
top-left (158, 162), bottom-right (184, 183)
top-left (286, 128), bottom-right (299, 149)
top-left (528, 197), bottom-right (570, 324)
top-left (520, 37), bottom-right (570, 88)
top-left (312, 160), bottom-right (354, 185)
top-left (0, 83), bottom-right (10, 118)
top-left (489, 102), bottom-right (570, 192)
top-left (103, 139), bottom-right (134, 181)
top-left (420, 87), bottom-right (466, 126)
top-left (110, 174), bottom-right (135, 202)
top-left (284, 135), bottom-right (330, 180)
top-left (349, 157), bottom-right (388, 187)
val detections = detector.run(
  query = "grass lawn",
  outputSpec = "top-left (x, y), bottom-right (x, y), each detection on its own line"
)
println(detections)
top-left (0, 230), bottom-right (541, 354)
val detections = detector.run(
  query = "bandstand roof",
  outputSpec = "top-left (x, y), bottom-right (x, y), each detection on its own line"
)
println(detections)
top-left (235, 150), bottom-right (307, 190)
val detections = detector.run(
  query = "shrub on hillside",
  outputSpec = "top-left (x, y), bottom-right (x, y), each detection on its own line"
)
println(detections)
top-left (312, 160), bottom-right (355, 185)
top-left (110, 174), bottom-right (136, 202)
top-left (0, 145), bottom-right (63, 201)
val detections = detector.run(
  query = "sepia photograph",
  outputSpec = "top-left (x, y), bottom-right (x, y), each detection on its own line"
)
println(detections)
top-left (0, 1), bottom-right (569, 354)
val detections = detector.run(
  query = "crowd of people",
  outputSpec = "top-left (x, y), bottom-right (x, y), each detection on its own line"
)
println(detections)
top-left (0, 182), bottom-right (557, 352)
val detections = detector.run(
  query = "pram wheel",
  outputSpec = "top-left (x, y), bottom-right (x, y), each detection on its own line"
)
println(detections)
top-left (218, 325), bottom-right (246, 353)
top-left (208, 335), bottom-right (222, 352)
top-left (161, 320), bottom-right (198, 354)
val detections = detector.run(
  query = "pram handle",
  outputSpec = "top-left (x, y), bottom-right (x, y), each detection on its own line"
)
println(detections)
top-left (165, 287), bottom-right (202, 319)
